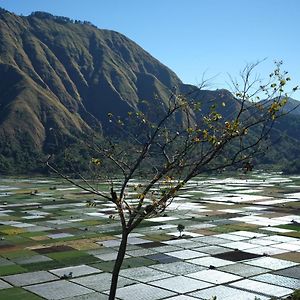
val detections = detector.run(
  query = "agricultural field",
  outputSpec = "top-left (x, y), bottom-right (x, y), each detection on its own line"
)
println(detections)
top-left (0, 172), bottom-right (299, 299)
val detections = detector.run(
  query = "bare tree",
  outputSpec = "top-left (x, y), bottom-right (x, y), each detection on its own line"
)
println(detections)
top-left (47, 61), bottom-right (297, 299)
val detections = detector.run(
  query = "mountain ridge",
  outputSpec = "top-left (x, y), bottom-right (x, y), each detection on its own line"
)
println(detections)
top-left (0, 8), bottom-right (299, 174)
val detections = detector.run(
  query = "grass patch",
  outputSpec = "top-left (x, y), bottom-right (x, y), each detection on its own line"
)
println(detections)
top-left (46, 250), bottom-right (88, 260)
top-left (0, 265), bottom-right (27, 276)
top-left (121, 257), bottom-right (157, 269)
top-left (144, 233), bottom-right (171, 242)
top-left (90, 261), bottom-right (114, 272)
top-left (4, 235), bottom-right (31, 244)
top-left (24, 260), bottom-right (64, 271)
top-left (283, 231), bottom-right (300, 238)
top-left (2, 249), bottom-right (37, 259)
top-left (46, 250), bottom-right (98, 265)
top-left (0, 228), bottom-right (25, 235)
top-left (285, 201), bottom-right (300, 209)
top-left (60, 254), bottom-right (98, 265)
top-left (278, 223), bottom-right (300, 232)
top-left (60, 238), bottom-right (101, 250)
top-left (0, 287), bottom-right (42, 300)
top-left (210, 224), bottom-right (258, 233)
top-left (20, 231), bottom-right (48, 238)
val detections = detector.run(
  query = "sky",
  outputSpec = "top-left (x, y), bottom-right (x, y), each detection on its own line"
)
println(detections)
top-left (0, 0), bottom-right (299, 98)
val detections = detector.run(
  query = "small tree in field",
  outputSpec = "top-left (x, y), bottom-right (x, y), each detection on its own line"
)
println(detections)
top-left (47, 62), bottom-right (297, 299)
top-left (177, 224), bottom-right (185, 237)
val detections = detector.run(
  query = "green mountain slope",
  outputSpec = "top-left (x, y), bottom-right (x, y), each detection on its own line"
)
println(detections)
top-left (0, 9), bottom-right (186, 172)
top-left (0, 8), bottom-right (299, 174)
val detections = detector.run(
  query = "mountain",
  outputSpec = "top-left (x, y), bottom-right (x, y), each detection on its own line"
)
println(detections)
top-left (282, 97), bottom-right (300, 116)
top-left (0, 8), bottom-right (299, 174)
top-left (0, 9), bottom-right (185, 172)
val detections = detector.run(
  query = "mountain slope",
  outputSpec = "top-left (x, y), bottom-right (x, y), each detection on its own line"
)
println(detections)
top-left (0, 8), bottom-right (299, 173)
top-left (0, 9), bottom-right (189, 172)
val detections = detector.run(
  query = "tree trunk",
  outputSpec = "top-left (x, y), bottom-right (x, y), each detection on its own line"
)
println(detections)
top-left (108, 231), bottom-right (129, 300)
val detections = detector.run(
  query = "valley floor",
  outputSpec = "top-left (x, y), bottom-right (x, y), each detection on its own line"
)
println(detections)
top-left (0, 172), bottom-right (299, 299)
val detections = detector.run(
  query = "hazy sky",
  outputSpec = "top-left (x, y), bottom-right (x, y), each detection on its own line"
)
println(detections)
top-left (1, 0), bottom-right (299, 98)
